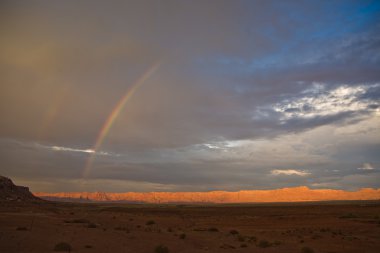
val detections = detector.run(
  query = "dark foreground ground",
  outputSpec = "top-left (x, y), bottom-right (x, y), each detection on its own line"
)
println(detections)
top-left (0, 201), bottom-right (380, 253)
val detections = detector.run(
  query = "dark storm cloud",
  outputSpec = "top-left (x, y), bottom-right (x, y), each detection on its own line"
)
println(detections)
top-left (1, 0), bottom-right (380, 191)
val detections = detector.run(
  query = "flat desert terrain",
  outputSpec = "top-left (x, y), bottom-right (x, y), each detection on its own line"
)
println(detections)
top-left (1, 201), bottom-right (380, 253)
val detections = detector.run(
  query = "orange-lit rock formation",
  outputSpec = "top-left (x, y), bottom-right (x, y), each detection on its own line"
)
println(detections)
top-left (35, 186), bottom-right (380, 203)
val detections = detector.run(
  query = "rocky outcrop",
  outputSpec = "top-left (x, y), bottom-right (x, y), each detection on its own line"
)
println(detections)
top-left (35, 186), bottom-right (380, 203)
top-left (0, 176), bottom-right (40, 202)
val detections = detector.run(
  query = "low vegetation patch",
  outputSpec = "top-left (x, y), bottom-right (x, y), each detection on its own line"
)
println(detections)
top-left (208, 227), bottom-right (219, 232)
top-left (87, 223), bottom-right (97, 228)
top-left (339, 213), bottom-right (358, 219)
top-left (179, 233), bottom-right (186, 239)
top-left (54, 242), bottom-right (72, 252)
top-left (220, 243), bottom-right (235, 249)
top-left (154, 244), bottom-right (169, 253)
top-left (257, 240), bottom-right (272, 248)
top-left (301, 246), bottom-right (315, 253)
top-left (146, 220), bottom-right (156, 225)
top-left (73, 218), bottom-right (90, 223)
top-left (229, 229), bottom-right (239, 235)
top-left (65, 218), bottom-right (90, 224)
top-left (16, 226), bottom-right (28, 231)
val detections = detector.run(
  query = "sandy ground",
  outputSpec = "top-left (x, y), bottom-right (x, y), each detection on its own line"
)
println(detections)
top-left (0, 201), bottom-right (380, 253)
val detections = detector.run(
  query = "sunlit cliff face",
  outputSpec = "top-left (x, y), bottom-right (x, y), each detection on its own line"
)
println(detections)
top-left (1, 1), bottom-right (380, 192)
top-left (35, 187), bottom-right (380, 203)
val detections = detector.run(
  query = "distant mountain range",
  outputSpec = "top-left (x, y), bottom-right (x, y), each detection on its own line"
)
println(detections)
top-left (35, 187), bottom-right (380, 203)
top-left (2, 174), bottom-right (379, 204)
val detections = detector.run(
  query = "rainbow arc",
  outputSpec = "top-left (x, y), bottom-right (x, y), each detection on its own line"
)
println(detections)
top-left (82, 61), bottom-right (162, 178)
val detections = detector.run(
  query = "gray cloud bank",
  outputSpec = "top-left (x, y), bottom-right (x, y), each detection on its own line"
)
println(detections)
top-left (1, 0), bottom-right (379, 191)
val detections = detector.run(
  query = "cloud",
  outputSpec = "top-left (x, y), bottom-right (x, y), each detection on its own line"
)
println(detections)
top-left (311, 172), bottom-right (380, 190)
top-left (271, 169), bottom-right (310, 176)
top-left (51, 146), bottom-right (94, 154)
top-left (357, 163), bottom-right (375, 170)
top-left (1, 1), bottom-right (379, 151)
top-left (272, 83), bottom-right (379, 121)
top-left (36, 143), bottom-right (114, 156)
top-left (0, 1), bottom-right (380, 192)
top-left (15, 178), bottom-right (177, 193)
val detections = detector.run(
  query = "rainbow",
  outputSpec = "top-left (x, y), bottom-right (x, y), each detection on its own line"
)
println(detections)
top-left (82, 61), bottom-right (162, 177)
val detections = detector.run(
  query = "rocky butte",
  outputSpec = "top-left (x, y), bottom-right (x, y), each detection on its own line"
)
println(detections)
top-left (0, 176), bottom-right (40, 202)
top-left (35, 187), bottom-right (380, 203)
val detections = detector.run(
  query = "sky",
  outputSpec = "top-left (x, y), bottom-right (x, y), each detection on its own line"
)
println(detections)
top-left (0, 0), bottom-right (379, 192)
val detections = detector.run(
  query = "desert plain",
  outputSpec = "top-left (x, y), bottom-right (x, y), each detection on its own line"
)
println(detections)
top-left (1, 200), bottom-right (380, 253)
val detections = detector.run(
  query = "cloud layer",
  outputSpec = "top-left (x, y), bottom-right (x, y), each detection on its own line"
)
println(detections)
top-left (271, 170), bottom-right (310, 177)
top-left (1, 0), bottom-right (380, 192)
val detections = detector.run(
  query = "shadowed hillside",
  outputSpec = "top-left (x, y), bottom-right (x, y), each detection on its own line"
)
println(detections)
top-left (0, 176), bottom-right (40, 202)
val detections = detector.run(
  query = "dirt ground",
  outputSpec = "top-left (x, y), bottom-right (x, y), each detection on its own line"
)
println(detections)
top-left (0, 201), bottom-right (379, 253)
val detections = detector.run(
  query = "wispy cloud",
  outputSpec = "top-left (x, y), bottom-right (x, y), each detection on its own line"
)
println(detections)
top-left (51, 146), bottom-right (94, 153)
top-left (203, 143), bottom-right (223, 150)
top-left (47, 145), bottom-right (112, 156)
top-left (357, 163), bottom-right (375, 170)
top-left (271, 169), bottom-right (310, 176)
